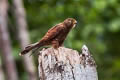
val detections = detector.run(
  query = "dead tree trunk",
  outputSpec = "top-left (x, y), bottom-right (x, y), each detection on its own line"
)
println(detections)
top-left (0, 0), bottom-right (18, 80)
top-left (38, 45), bottom-right (98, 80)
top-left (12, 0), bottom-right (37, 80)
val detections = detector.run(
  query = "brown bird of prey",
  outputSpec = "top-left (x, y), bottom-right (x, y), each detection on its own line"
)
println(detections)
top-left (20, 18), bottom-right (77, 55)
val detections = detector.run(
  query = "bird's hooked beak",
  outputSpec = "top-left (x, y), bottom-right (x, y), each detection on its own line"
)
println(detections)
top-left (74, 20), bottom-right (77, 25)
top-left (73, 20), bottom-right (77, 28)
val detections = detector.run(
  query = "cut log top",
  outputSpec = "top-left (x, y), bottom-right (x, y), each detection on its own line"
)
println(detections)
top-left (38, 45), bottom-right (98, 80)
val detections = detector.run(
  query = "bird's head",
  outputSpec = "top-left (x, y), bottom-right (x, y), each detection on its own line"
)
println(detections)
top-left (63, 18), bottom-right (77, 28)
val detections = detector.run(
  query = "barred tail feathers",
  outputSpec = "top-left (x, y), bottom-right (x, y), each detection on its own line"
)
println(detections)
top-left (19, 42), bottom-right (44, 56)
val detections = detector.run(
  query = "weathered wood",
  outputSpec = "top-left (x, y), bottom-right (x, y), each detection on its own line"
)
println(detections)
top-left (38, 45), bottom-right (98, 80)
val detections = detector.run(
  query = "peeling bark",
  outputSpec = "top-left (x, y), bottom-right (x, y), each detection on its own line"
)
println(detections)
top-left (38, 45), bottom-right (98, 80)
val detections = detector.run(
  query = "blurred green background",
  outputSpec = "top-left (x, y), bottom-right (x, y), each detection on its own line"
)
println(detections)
top-left (5, 0), bottom-right (120, 80)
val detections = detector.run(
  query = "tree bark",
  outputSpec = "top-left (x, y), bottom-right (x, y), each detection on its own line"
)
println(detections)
top-left (12, 0), bottom-right (37, 80)
top-left (38, 45), bottom-right (98, 80)
top-left (0, 0), bottom-right (18, 80)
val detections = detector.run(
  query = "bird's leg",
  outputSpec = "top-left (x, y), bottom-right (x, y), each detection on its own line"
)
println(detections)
top-left (59, 40), bottom-right (64, 48)
top-left (59, 43), bottom-right (64, 48)
top-left (52, 40), bottom-right (60, 61)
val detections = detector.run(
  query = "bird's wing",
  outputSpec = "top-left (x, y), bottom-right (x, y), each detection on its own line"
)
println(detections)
top-left (41, 23), bottom-right (64, 41)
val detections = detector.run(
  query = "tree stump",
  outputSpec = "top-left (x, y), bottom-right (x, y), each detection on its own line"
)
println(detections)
top-left (38, 45), bottom-right (98, 80)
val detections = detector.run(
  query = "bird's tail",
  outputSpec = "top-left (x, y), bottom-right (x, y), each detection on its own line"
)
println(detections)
top-left (19, 42), bottom-right (44, 56)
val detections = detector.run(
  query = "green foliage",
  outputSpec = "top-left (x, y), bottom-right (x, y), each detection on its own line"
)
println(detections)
top-left (9, 0), bottom-right (120, 80)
